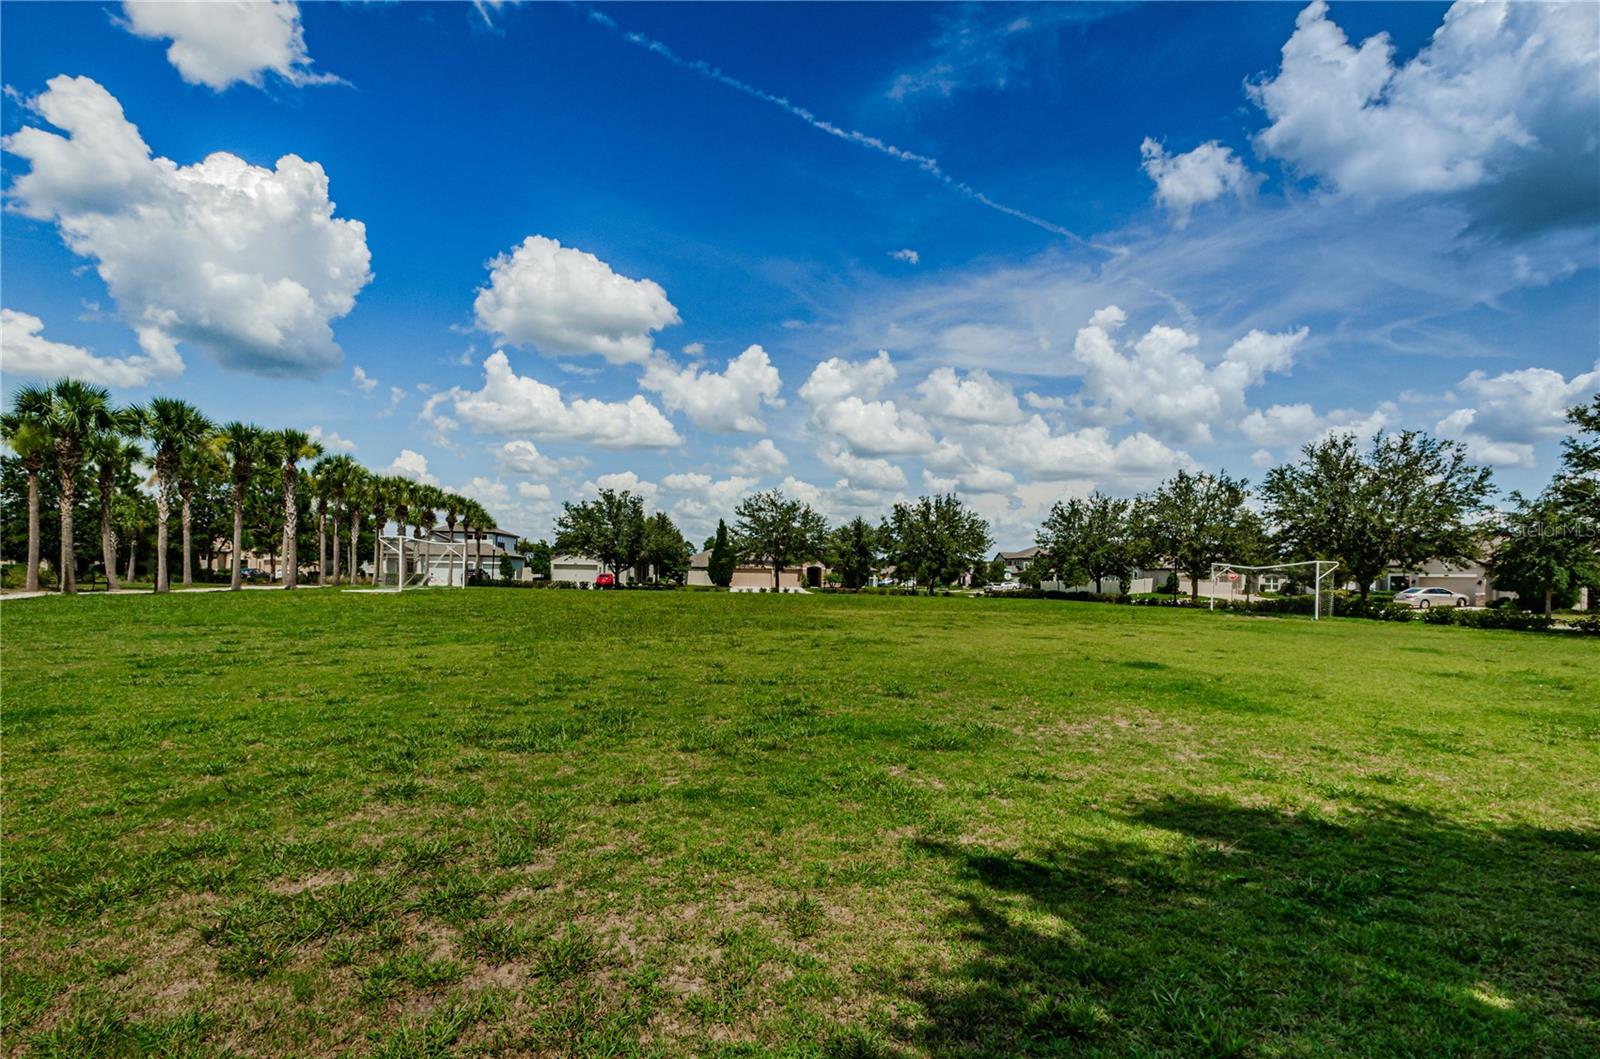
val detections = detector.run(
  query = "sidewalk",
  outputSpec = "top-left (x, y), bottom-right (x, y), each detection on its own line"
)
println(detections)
top-left (0, 584), bottom-right (339, 603)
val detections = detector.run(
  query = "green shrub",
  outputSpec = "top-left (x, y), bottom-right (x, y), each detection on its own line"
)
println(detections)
top-left (1455, 609), bottom-right (1554, 632)
top-left (1568, 614), bottom-right (1600, 635)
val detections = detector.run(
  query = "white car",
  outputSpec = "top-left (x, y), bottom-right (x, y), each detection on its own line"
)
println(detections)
top-left (1394, 586), bottom-right (1469, 609)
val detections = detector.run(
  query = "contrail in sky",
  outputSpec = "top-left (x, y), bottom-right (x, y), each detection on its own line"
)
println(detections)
top-left (585, 8), bottom-right (1113, 253)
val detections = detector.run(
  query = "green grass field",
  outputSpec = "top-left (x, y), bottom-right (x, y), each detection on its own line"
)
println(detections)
top-left (2, 591), bottom-right (1596, 1057)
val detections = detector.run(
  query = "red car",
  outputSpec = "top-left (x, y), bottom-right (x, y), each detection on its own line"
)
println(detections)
top-left (594, 573), bottom-right (616, 588)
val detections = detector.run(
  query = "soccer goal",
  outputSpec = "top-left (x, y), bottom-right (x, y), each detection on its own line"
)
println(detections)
top-left (374, 534), bottom-right (468, 591)
top-left (1208, 560), bottom-right (1340, 620)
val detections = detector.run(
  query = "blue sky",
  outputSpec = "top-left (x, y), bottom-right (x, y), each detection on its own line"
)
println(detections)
top-left (3, 1), bottom-right (1596, 545)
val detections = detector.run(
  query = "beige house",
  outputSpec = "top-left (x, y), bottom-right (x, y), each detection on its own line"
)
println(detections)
top-left (551, 554), bottom-right (638, 586)
top-left (1381, 558), bottom-right (1515, 606)
top-left (686, 550), bottom-right (827, 589)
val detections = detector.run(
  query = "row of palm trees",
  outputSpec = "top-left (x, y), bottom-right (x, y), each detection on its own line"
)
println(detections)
top-left (2, 379), bottom-right (500, 594)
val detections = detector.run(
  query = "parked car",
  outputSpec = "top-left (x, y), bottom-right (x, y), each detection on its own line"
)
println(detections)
top-left (594, 572), bottom-right (616, 589)
top-left (1394, 586), bottom-right (1469, 609)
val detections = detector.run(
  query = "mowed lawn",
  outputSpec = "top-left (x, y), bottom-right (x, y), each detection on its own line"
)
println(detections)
top-left (2, 591), bottom-right (1596, 1058)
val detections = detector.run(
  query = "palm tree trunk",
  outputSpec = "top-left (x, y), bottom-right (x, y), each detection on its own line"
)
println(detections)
top-left (373, 521), bottom-right (382, 587)
top-left (58, 465), bottom-right (77, 594)
top-left (317, 513), bottom-right (327, 586)
top-left (282, 468), bottom-right (298, 589)
top-left (331, 511), bottom-right (341, 586)
top-left (349, 510), bottom-right (360, 584)
top-left (155, 477), bottom-right (172, 593)
top-left (230, 489), bottom-right (245, 591)
top-left (181, 490), bottom-right (194, 586)
top-left (26, 468), bottom-right (41, 592)
top-left (99, 473), bottom-right (120, 592)
top-left (127, 531), bottom-right (137, 583)
top-left (397, 529), bottom-right (405, 590)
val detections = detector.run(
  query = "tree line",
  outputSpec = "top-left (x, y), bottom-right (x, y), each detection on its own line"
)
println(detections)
top-left (8, 378), bottom-right (1594, 610)
top-left (559, 406), bottom-right (1596, 609)
top-left (0, 380), bottom-right (507, 593)
top-left (552, 486), bottom-right (995, 593)
top-left (1029, 412), bottom-right (1598, 614)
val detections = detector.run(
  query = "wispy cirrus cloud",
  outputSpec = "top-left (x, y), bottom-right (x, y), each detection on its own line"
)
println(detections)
top-left (583, 7), bottom-right (1106, 249)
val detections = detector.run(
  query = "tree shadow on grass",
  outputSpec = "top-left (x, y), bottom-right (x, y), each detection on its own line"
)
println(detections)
top-left (905, 797), bottom-right (1599, 1058)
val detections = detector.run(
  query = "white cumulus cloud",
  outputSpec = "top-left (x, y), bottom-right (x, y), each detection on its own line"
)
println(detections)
top-left (1435, 363), bottom-right (1600, 467)
top-left (915, 366), bottom-right (1024, 424)
top-left (121, 0), bottom-right (339, 91)
top-left (473, 236), bottom-right (679, 364)
top-left (385, 449), bottom-right (437, 485)
top-left (4, 76), bottom-right (371, 378)
top-left (799, 350), bottom-right (935, 457)
top-left (639, 343), bottom-right (784, 432)
top-left (1241, 402), bottom-right (1392, 450)
top-left (493, 439), bottom-right (563, 476)
top-left (0, 307), bottom-right (179, 387)
top-left (443, 352), bottom-right (681, 449)
top-left (1249, 1), bottom-right (1599, 233)
top-left (817, 443), bottom-right (908, 491)
top-left (1139, 138), bottom-right (1259, 225)
top-left (307, 424), bottom-right (355, 453)
top-left (731, 438), bottom-right (788, 477)
top-left (1070, 306), bottom-right (1307, 445)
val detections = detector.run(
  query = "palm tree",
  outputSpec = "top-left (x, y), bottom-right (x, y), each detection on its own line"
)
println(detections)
top-left (344, 466), bottom-right (369, 584)
top-left (458, 497), bottom-right (477, 582)
top-left (1, 385), bottom-right (53, 591)
top-left (38, 380), bottom-right (118, 593)
top-left (177, 438), bottom-right (223, 586)
top-left (86, 423), bottom-right (143, 591)
top-left (368, 475), bottom-right (390, 586)
top-left (116, 491), bottom-right (153, 583)
top-left (463, 498), bottom-right (492, 583)
top-left (387, 477), bottom-right (414, 588)
top-left (411, 484), bottom-right (442, 586)
top-left (272, 429), bottom-right (323, 589)
top-left (307, 464), bottom-right (329, 586)
top-left (314, 455), bottom-right (358, 585)
top-left (216, 423), bottom-right (266, 591)
top-left (442, 492), bottom-right (465, 587)
top-left (139, 398), bottom-right (214, 593)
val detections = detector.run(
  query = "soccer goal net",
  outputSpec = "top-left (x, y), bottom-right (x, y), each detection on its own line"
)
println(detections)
top-left (1207, 560), bottom-right (1340, 620)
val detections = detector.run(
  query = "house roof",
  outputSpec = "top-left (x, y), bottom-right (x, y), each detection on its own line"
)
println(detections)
top-left (689, 549), bottom-right (713, 566)
top-left (997, 547), bottom-right (1041, 561)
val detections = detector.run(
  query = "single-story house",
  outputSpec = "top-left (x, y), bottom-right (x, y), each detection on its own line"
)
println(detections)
top-left (551, 554), bottom-right (639, 586)
top-left (686, 550), bottom-right (828, 589)
top-left (1379, 558), bottom-right (1530, 606)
